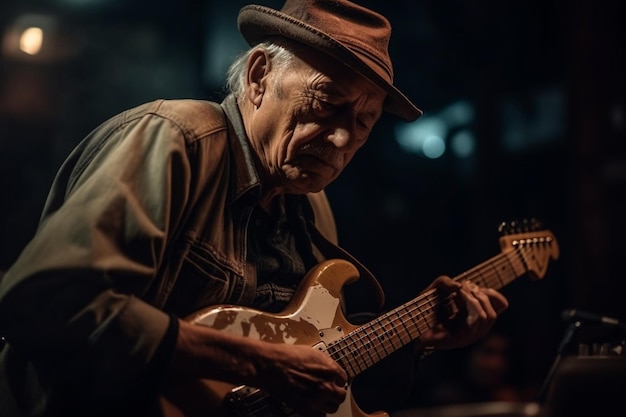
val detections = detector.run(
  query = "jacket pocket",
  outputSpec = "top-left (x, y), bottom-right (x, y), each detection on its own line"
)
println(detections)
top-left (163, 244), bottom-right (231, 317)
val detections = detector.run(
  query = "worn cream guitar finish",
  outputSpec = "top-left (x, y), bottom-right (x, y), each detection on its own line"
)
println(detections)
top-left (161, 225), bottom-right (559, 417)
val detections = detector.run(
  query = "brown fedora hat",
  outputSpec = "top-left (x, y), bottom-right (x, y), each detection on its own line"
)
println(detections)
top-left (237, 0), bottom-right (423, 122)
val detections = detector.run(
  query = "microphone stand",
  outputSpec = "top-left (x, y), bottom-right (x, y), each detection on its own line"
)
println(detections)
top-left (537, 320), bottom-right (581, 403)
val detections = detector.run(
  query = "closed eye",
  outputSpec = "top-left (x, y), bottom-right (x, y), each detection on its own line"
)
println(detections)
top-left (316, 99), bottom-right (338, 115)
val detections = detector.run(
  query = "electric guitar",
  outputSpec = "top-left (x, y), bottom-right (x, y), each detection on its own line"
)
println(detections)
top-left (160, 222), bottom-right (559, 417)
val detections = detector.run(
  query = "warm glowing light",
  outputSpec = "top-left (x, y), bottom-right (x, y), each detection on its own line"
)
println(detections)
top-left (19, 27), bottom-right (44, 55)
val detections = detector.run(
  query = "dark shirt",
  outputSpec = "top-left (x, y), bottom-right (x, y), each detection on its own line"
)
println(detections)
top-left (249, 196), bottom-right (319, 313)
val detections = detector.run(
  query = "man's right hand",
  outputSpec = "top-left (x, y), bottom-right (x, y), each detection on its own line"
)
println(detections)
top-left (251, 343), bottom-right (348, 417)
top-left (173, 320), bottom-right (348, 417)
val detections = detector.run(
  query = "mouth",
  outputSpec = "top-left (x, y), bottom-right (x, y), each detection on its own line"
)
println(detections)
top-left (296, 143), bottom-right (343, 168)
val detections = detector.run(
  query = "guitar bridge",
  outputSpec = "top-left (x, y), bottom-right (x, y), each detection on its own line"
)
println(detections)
top-left (225, 385), bottom-right (293, 417)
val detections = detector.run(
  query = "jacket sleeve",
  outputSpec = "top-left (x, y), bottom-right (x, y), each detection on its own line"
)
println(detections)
top-left (0, 103), bottom-right (194, 409)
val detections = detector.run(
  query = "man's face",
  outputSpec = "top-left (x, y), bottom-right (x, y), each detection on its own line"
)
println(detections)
top-left (249, 49), bottom-right (386, 194)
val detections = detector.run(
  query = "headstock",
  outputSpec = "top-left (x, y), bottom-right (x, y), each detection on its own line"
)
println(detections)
top-left (498, 218), bottom-right (559, 280)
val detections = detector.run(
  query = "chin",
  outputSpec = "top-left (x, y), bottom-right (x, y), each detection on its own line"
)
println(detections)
top-left (290, 176), bottom-right (329, 194)
top-left (290, 183), bottom-right (324, 195)
top-left (281, 164), bottom-right (336, 193)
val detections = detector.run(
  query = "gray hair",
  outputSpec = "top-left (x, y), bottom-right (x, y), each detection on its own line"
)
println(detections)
top-left (226, 42), bottom-right (296, 99)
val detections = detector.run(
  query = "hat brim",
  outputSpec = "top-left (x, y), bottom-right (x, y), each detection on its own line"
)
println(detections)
top-left (238, 5), bottom-right (423, 122)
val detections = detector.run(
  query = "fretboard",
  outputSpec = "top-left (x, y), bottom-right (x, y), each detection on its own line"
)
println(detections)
top-left (325, 248), bottom-right (528, 378)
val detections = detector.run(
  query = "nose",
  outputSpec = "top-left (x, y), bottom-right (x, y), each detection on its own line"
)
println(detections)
top-left (326, 126), bottom-right (351, 148)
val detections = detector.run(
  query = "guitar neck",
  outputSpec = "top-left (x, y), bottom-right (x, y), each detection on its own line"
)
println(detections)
top-left (326, 249), bottom-right (527, 379)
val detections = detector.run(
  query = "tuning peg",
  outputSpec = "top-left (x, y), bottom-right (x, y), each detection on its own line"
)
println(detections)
top-left (498, 220), bottom-right (517, 235)
top-left (521, 217), bottom-right (543, 232)
top-left (498, 218), bottom-right (545, 235)
top-left (531, 218), bottom-right (543, 231)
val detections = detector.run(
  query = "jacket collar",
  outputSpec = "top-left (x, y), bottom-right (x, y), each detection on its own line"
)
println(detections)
top-left (220, 94), bottom-right (264, 207)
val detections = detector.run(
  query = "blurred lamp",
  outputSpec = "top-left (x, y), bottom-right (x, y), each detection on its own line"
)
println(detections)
top-left (19, 27), bottom-right (44, 55)
top-left (2, 13), bottom-right (75, 63)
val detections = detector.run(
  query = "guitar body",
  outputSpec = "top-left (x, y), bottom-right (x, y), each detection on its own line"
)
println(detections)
top-left (161, 224), bottom-right (559, 417)
top-left (160, 259), bottom-right (388, 417)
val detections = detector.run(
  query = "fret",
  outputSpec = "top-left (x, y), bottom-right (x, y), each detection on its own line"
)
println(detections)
top-left (475, 267), bottom-right (490, 288)
top-left (456, 270), bottom-right (471, 285)
top-left (370, 321), bottom-right (391, 356)
top-left (460, 255), bottom-right (503, 289)
top-left (380, 314), bottom-right (400, 351)
top-left (507, 249), bottom-right (528, 279)
top-left (488, 260), bottom-right (505, 289)
top-left (498, 256), bottom-right (522, 288)
top-left (333, 338), bottom-right (359, 377)
top-left (413, 297), bottom-right (430, 332)
top-left (397, 304), bottom-right (413, 346)
top-left (346, 333), bottom-right (368, 373)
top-left (357, 331), bottom-right (377, 368)
top-left (424, 294), bottom-right (438, 329)
top-left (363, 324), bottom-right (385, 362)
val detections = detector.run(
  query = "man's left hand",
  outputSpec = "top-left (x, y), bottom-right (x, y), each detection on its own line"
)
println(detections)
top-left (418, 276), bottom-right (509, 350)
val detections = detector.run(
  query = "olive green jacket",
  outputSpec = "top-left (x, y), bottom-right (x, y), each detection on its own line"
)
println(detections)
top-left (0, 95), bottom-right (383, 416)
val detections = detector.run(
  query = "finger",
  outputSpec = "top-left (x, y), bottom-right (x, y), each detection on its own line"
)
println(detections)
top-left (429, 275), bottom-right (461, 291)
top-left (472, 288), bottom-right (498, 319)
top-left (304, 381), bottom-right (345, 415)
top-left (464, 302), bottom-right (482, 328)
top-left (333, 374), bottom-right (348, 390)
top-left (469, 289), bottom-right (499, 338)
top-left (468, 285), bottom-right (507, 317)
top-left (460, 286), bottom-right (498, 341)
top-left (420, 323), bottom-right (450, 345)
top-left (466, 286), bottom-right (512, 339)
top-left (324, 388), bottom-right (347, 413)
top-left (336, 366), bottom-right (348, 387)
top-left (323, 360), bottom-right (348, 388)
top-left (471, 288), bottom-right (507, 334)
top-left (458, 284), bottom-right (484, 325)
top-left (482, 288), bottom-right (510, 314)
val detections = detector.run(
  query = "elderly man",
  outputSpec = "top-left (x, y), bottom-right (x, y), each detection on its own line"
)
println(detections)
top-left (0, 1), bottom-right (508, 417)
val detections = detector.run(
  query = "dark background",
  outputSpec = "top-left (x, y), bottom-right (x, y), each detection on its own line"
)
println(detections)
top-left (1, 0), bottom-right (624, 411)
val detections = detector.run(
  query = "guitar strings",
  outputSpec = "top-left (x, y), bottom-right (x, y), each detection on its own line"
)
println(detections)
top-left (341, 250), bottom-right (526, 369)
top-left (326, 243), bottom-right (547, 377)
top-left (333, 237), bottom-right (554, 374)
top-left (329, 251), bottom-right (521, 375)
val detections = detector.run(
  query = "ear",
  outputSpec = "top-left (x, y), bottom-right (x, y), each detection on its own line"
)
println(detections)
top-left (245, 49), bottom-right (271, 109)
